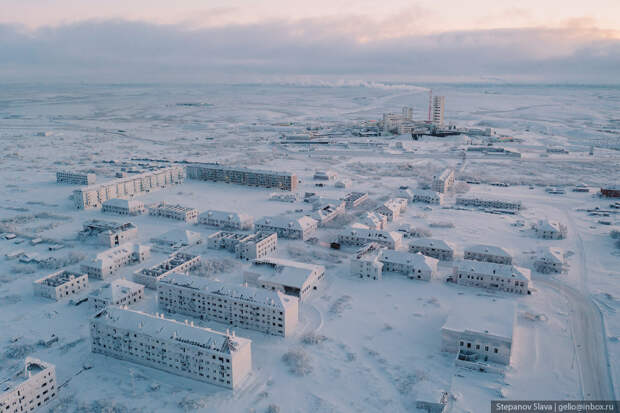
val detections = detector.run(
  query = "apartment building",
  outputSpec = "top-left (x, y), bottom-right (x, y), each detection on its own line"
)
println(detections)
top-left (464, 244), bottom-right (512, 265)
top-left (150, 229), bottom-right (203, 253)
top-left (312, 203), bottom-right (345, 226)
top-left (90, 307), bottom-right (252, 389)
top-left (442, 300), bottom-right (516, 368)
top-left (198, 210), bottom-right (254, 231)
top-left (350, 243), bottom-right (383, 280)
top-left (378, 250), bottom-right (438, 281)
top-left (255, 216), bottom-right (318, 241)
top-left (532, 219), bottom-right (567, 240)
top-left (78, 220), bottom-right (138, 248)
top-left (158, 274), bottom-right (298, 337)
top-left (452, 261), bottom-right (530, 295)
top-left (89, 278), bottom-right (145, 313)
top-left (375, 198), bottom-right (407, 222)
top-left (338, 228), bottom-right (403, 250)
top-left (102, 198), bottom-right (146, 216)
top-left (0, 358), bottom-right (57, 413)
top-left (408, 238), bottom-right (454, 261)
top-left (431, 96), bottom-right (445, 126)
top-left (33, 270), bottom-right (89, 301)
top-left (81, 243), bottom-right (151, 280)
top-left (358, 211), bottom-right (387, 230)
top-left (149, 202), bottom-right (199, 224)
top-left (208, 231), bottom-right (278, 261)
top-left (244, 258), bottom-right (325, 301)
top-left (56, 170), bottom-right (95, 185)
top-left (456, 196), bottom-right (522, 211)
top-left (432, 168), bottom-right (454, 193)
top-left (343, 192), bottom-right (369, 208)
top-left (410, 189), bottom-right (442, 204)
top-left (73, 166), bottom-right (186, 209)
top-left (186, 163), bottom-right (297, 191)
top-left (313, 170), bottom-right (337, 181)
top-left (133, 252), bottom-right (201, 289)
top-left (533, 247), bottom-right (564, 274)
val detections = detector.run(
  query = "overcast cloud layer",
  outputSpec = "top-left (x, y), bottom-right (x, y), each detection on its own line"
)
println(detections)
top-left (1, 19), bottom-right (619, 84)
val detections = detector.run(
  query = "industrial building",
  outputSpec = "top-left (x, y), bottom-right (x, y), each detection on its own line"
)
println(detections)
top-left (456, 196), bottom-right (522, 211)
top-left (343, 192), bottom-right (369, 208)
top-left (207, 231), bottom-right (278, 261)
top-left (408, 238), bottom-right (454, 261)
top-left (0, 358), bottom-right (57, 412)
top-left (244, 258), bottom-right (325, 301)
top-left (350, 243), bottom-right (384, 280)
top-left (73, 166), bottom-right (185, 209)
top-left (198, 210), bottom-right (254, 230)
top-left (431, 96), bottom-right (445, 126)
top-left (158, 274), bottom-right (299, 337)
top-left (378, 250), bottom-right (438, 281)
top-left (451, 261), bottom-right (530, 295)
top-left (133, 252), bottom-right (200, 289)
top-left (90, 307), bottom-right (252, 389)
top-left (33, 270), bottom-right (89, 300)
top-left (338, 228), bottom-right (403, 250)
top-left (186, 163), bottom-right (297, 191)
top-left (432, 168), bottom-right (454, 193)
top-left (255, 216), bottom-right (318, 241)
top-left (150, 229), bottom-right (203, 253)
top-left (89, 278), bottom-right (145, 312)
top-left (532, 219), bottom-right (567, 240)
top-left (56, 170), bottom-right (95, 185)
top-left (464, 244), bottom-right (512, 265)
top-left (81, 243), bottom-right (151, 280)
top-left (78, 220), bottom-right (138, 248)
top-left (149, 202), bottom-right (199, 224)
top-left (102, 198), bottom-right (146, 216)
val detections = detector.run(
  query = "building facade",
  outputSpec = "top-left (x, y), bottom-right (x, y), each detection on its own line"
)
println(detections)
top-left (378, 250), bottom-right (438, 281)
top-left (56, 170), bottom-right (95, 185)
top-left (255, 216), bottom-right (318, 241)
top-left (532, 219), bottom-right (567, 240)
top-left (133, 252), bottom-right (201, 289)
top-left (343, 192), bottom-right (369, 208)
top-left (149, 202), bottom-right (199, 224)
top-left (78, 220), bottom-right (138, 248)
top-left (186, 163), bottom-right (297, 191)
top-left (464, 244), bottom-right (512, 265)
top-left (244, 258), bottom-right (325, 301)
top-left (452, 261), bottom-right (530, 295)
top-left (81, 243), bottom-right (151, 280)
top-left (408, 238), bottom-right (454, 261)
top-left (350, 243), bottom-right (383, 280)
top-left (198, 210), bottom-right (253, 230)
top-left (410, 189), bottom-right (442, 204)
top-left (431, 169), bottom-right (454, 193)
top-left (456, 196), bottom-right (522, 211)
top-left (338, 228), bottom-right (403, 250)
top-left (0, 358), bottom-right (57, 413)
top-left (33, 270), bottom-right (89, 301)
top-left (89, 278), bottom-right (145, 313)
top-left (102, 198), bottom-right (146, 216)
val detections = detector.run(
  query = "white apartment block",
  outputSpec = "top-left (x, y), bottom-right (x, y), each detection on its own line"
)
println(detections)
top-left (73, 166), bottom-right (186, 209)
top-left (78, 220), bottom-right (138, 248)
top-left (198, 210), bottom-right (253, 231)
top-left (452, 261), bottom-right (530, 295)
top-left (432, 168), bottom-right (454, 193)
top-left (0, 358), bottom-right (57, 413)
top-left (33, 270), bottom-right (89, 301)
top-left (255, 216), bottom-right (318, 241)
top-left (133, 252), bottom-right (201, 289)
top-left (409, 238), bottom-right (454, 261)
top-left (338, 228), bottom-right (403, 250)
top-left (149, 202), bottom-right (199, 224)
top-left (244, 258), bottom-right (325, 301)
top-left (410, 189), bottom-right (442, 204)
top-left (382, 113), bottom-right (402, 133)
top-left (533, 219), bottom-right (567, 240)
top-left (186, 163), bottom-right (297, 191)
top-left (150, 229), bottom-right (203, 253)
top-left (343, 192), bottom-right (369, 208)
top-left (431, 96), bottom-right (445, 126)
top-left (402, 106), bottom-right (413, 120)
top-left (56, 170), bottom-right (95, 185)
top-left (375, 198), bottom-right (407, 222)
top-left (313, 170), bottom-right (337, 181)
top-left (158, 274), bottom-right (299, 337)
top-left (102, 198), bottom-right (146, 216)
top-left (464, 244), bottom-right (512, 265)
top-left (89, 278), bottom-right (145, 313)
top-left (90, 307), bottom-right (252, 389)
top-left (208, 231), bottom-right (278, 261)
top-left (456, 196), bottom-right (522, 211)
top-left (442, 300), bottom-right (516, 367)
top-left (378, 250), bottom-right (438, 281)
top-left (312, 203), bottom-right (345, 226)
top-left (81, 243), bottom-right (151, 280)
top-left (359, 211), bottom-right (387, 230)
top-left (533, 247), bottom-right (564, 274)
top-left (350, 243), bottom-right (383, 280)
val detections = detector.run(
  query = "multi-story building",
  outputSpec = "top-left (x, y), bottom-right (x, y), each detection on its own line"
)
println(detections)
top-left (533, 247), bottom-right (564, 274)
top-left (133, 252), bottom-right (200, 289)
top-left (312, 203), bottom-right (345, 226)
top-left (198, 210), bottom-right (253, 231)
top-left (431, 96), bottom-right (445, 126)
top-left (255, 216), bottom-right (318, 241)
top-left (102, 198), bottom-right (146, 216)
top-left (343, 192), bottom-right (369, 208)
top-left (0, 358), bottom-right (57, 412)
top-left (410, 189), bottom-right (442, 204)
top-left (338, 228), bottom-right (403, 250)
top-left (378, 250), bottom-right (438, 281)
top-left (207, 231), bottom-right (278, 261)
top-left (150, 229), bottom-right (203, 253)
top-left (402, 106), bottom-right (413, 120)
top-left (313, 170), bottom-right (337, 181)
top-left (451, 261), bottom-right (530, 295)
top-left (56, 170), bottom-right (96, 185)
top-left (244, 258), bottom-right (325, 301)
top-left (78, 220), bottom-right (138, 248)
top-left (90, 307), bottom-right (252, 389)
top-left (464, 244), bottom-right (512, 265)
top-left (456, 196), bottom-right (522, 212)
top-left (350, 243), bottom-right (383, 280)
top-left (375, 198), bottom-right (407, 222)
top-left (358, 211), bottom-right (387, 230)
top-left (442, 300), bottom-right (516, 368)
top-left (158, 274), bottom-right (299, 337)
top-left (149, 202), bottom-right (199, 224)
top-left (600, 185), bottom-right (620, 198)
top-left (532, 219), bottom-right (567, 240)
top-left (186, 163), bottom-right (297, 191)
top-left (33, 270), bottom-right (89, 301)
top-left (81, 243), bottom-right (151, 280)
top-left (73, 166), bottom-right (185, 209)
top-left (408, 238), bottom-right (454, 261)
top-left (431, 168), bottom-right (454, 193)
top-left (89, 278), bottom-right (145, 312)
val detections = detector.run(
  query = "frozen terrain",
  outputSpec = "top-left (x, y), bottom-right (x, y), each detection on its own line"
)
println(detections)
top-left (0, 82), bottom-right (619, 412)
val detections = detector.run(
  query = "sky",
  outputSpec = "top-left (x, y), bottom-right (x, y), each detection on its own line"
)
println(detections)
top-left (1, 1), bottom-right (619, 83)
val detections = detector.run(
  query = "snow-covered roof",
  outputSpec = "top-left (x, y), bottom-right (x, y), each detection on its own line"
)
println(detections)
top-left (442, 299), bottom-right (516, 341)
top-left (89, 278), bottom-right (143, 301)
top-left (256, 215), bottom-right (317, 231)
top-left (199, 210), bottom-right (252, 223)
top-left (436, 168), bottom-right (454, 181)
top-left (454, 261), bottom-right (530, 281)
top-left (90, 243), bottom-right (150, 264)
top-left (102, 198), bottom-right (144, 208)
top-left (412, 189), bottom-right (440, 198)
top-left (536, 247), bottom-right (563, 264)
top-left (151, 229), bottom-right (203, 246)
top-left (409, 238), bottom-right (453, 251)
top-left (534, 219), bottom-right (563, 232)
top-left (465, 244), bottom-right (511, 258)
top-left (341, 228), bottom-right (403, 243)
top-left (379, 250), bottom-right (438, 269)
top-left (250, 258), bottom-right (325, 289)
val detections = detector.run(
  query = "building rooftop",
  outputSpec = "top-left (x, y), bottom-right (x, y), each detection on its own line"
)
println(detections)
top-left (454, 261), bottom-right (530, 282)
top-left (89, 278), bottom-right (143, 302)
top-left (465, 244), bottom-right (511, 258)
top-left (199, 210), bottom-right (252, 223)
top-left (1, 358), bottom-right (54, 395)
top-left (250, 258), bottom-right (325, 289)
top-left (257, 215), bottom-right (317, 231)
top-left (136, 252), bottom-right (199, 278)
top-left (35, 270), bottom-right (86, 287)
top-left (379, 250), bottom-right (437, 268)
top-left (442, 299), bottom-right (516, 341)
top-left (103, 198), bottom-right (144, 209)
top-left (409, 238), bottom-right (454, 251)
top-left (151, 202), bottom-right (197, 213)
top-left (188, 162), bottom-right (295, 178)
top-left (77, 166), bottom-right (183, 192)
top-left (91, 243), bottom-right (149, 263)
top-left (341, 228), bottom-right (403, 243)
top-left (151, 229), bottom-right (203, 246)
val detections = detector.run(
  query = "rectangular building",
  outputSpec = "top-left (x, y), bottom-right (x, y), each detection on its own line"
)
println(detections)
top-left (158, 274), bottom-right (298, 337)
top-left (73, 166), bottom-right (185, 209)
top-left (338, 228), bottom-right (403, 250)
top-left (359, 211), bottom-right (387, 230)
top-left (78, 220), bottom-right (138, 248)
top-left (350, 243), bottom-right (383, 280)
top-left (378, 250), bottom-right (438, 281)
top-left (452, 261), bottom-right (530, 295)
top-left (532, 219), bottom-right (567, 240)
top-left (57, 170), bottom-right (95, 185)
top-left (81, 243), bottom-right (151, 280)
top-left (244, 258), bottom-right (325, 301)
top-left (0, 358), bottom-right (57, 412)
top-left (90, 307), bottom-right (252, 389)
top-left (207, 231), bottom-right (277, 261)
top-left (133, 252), bottom-right (200, 289)
top-left (255, 216), bottom-right (318, 241)
top-left (410, 189), bottom-right (442, 204)
top-left (198, 210), bottom-right (254, 231)
top-left (102, 198), bottom-right (146, 216)
top-left (533, 247), bottom-right (564, 274)
top-left (432, 169), bottom-right (454, 193)
top-left (89, 278), bottom-right (145, 313)
top-left (409, 238), bottom-right (454, 261)
top-left (150, 229), bottom-right (203, 253)
top-left (456, 196), bottom-right (521, 211)
top-left (431, 96), bottom-right (445, 126)
top-left (149, 202), bottom-right (199, 224)
top-left (464, 244), bottom-right (512, 265)
top-left (312, 203), bottom-right (345, 226)
top-left (33, 270), bottom-right (89, 301)
top-left (186, 163), bottom-right (297, 191)
top-left (375, 198), bottom-right (406, 222)
top-left (343, 192), bottom-right (369, 208)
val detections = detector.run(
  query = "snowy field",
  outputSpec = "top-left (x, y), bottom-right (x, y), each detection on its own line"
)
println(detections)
top-left (0, 82), bottom-right (619, 412)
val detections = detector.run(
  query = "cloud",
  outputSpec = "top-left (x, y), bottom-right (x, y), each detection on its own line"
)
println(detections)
top-left (0, 19), bottom-right (618, 83)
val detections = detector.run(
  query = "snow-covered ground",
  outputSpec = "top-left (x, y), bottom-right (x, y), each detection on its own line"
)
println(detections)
top-left (0, 83), bottom-right (619, 412)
